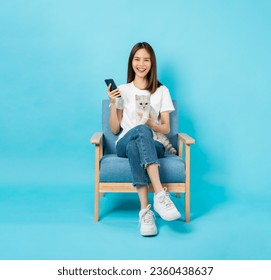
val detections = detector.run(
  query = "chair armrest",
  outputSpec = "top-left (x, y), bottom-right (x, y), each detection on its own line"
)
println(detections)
top-left (178, 133), bottom-right (195, 145)
top-left (90, 132), bottom-right (103, 145)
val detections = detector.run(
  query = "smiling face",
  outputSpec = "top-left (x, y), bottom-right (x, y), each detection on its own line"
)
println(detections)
top-left (132, 48), bottom-right (152, 80)
top-left (127, 42), bottom-right (160, 94)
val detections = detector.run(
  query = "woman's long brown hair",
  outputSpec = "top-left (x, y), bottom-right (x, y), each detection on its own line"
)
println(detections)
top-left (127, 42), bottom-right (162, 94)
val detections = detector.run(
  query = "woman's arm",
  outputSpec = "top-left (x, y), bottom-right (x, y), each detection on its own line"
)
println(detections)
top-left (146, 111), bottom-right (170, 134)
top-left (109, 104), bottom-right (123, 134)
top-left (107, 84), bottom-right (123, 134)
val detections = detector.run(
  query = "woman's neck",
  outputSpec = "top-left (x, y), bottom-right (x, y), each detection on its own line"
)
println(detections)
top-left (133, 77), bottom-right (148, 90)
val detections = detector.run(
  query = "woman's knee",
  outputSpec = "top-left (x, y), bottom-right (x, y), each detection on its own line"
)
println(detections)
top-left (135, 124), bottom-right (153, 137)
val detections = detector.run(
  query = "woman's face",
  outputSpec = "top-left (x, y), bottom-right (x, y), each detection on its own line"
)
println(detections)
top-left (132, 48), bottom-right (152, 79)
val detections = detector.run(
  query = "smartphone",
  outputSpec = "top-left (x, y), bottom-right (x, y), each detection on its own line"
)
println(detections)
top-left (105, 79), bottom-right (117, 91)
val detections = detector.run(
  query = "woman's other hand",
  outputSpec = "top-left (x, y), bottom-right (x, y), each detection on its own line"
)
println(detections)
top-left (146, 118), bottom-right (157, 130)
top-left (146, 112), bottom-right (170, 134)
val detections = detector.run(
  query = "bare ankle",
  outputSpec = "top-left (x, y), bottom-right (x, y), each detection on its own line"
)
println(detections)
top-left (141, 203), bottom-right (149, 210)
top-left (153, 185), bottom-right (163, 195)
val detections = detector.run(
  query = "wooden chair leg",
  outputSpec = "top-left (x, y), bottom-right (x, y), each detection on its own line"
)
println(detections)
top-left (94, 184), bottom-right (100, 222)
top-left (185, 190), bottom-right (190, 222)
top-left (185, 145), bottom-right (191, 222)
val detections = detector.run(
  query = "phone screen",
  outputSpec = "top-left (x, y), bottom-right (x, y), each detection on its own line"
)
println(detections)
top-left (105, 79), bottom-right (117, 91)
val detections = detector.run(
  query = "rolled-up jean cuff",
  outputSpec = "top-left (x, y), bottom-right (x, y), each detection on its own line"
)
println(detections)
top-left (133, 183), bottom-right (149, 188)
top-left (141, 161), bottom-right (160, 169)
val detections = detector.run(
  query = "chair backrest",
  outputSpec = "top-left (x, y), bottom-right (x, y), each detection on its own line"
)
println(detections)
top-left (102, 99), bottom-right (178, 154)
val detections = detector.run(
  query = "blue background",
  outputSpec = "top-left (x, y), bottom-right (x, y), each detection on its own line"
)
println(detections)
top-left (1, 0), bottom-right (271, 259)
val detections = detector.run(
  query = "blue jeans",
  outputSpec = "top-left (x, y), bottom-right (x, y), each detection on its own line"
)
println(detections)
top-left (116, 125), bottom-right (165, 187)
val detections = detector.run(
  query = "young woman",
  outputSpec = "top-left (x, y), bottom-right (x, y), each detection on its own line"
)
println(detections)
top-left (107, 42), bottom-right (180, 236)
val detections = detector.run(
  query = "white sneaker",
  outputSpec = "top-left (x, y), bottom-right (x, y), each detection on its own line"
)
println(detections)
top-left (139, 204), bottom-right (158, 236)
top-left (154, 188), bottom-right (181, 221)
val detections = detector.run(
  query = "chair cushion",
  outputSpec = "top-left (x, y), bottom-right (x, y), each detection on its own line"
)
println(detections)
top-left (99, 154), bottom-right (185, 183)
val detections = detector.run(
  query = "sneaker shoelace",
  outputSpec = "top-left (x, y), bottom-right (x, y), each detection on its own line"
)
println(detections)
top-left (158, 187), bottom-right (174, 209)
top-left (140, 204), bottom-right (155, 225)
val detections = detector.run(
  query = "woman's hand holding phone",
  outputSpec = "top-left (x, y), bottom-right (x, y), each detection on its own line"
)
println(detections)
top-left (107, 84), bottom-right (121, 104)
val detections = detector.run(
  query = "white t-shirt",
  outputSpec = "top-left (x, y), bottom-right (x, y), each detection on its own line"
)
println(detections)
top-left (115, 81), bottom-right (175, 143)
